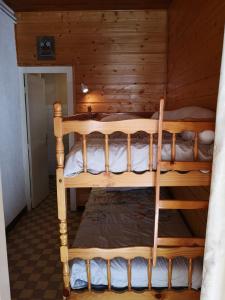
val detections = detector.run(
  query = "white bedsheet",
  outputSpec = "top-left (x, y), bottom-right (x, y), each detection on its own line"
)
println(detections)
top-left (64, 137), bottom-right (213, 177)
top-left (70, 189), bottom-right (203, 290)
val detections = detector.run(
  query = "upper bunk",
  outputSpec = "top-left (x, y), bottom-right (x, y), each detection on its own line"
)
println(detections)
top-left (53, 99), bottom-right (215, 188)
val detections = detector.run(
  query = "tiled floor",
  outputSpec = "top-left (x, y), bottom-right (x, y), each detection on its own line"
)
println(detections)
top-left (7, 180), bottom-right (82, 300)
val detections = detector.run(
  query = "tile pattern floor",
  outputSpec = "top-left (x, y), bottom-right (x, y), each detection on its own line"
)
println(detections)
top-left (7, 181), bottom-right (82, 300)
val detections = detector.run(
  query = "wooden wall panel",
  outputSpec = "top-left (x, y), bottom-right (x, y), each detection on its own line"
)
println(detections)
top-left (6, 0), bottom-right (171, 12)
top-left (167, 0), bottom-right (225, 110)
top-left (16, 10), bottom-right (167, 113)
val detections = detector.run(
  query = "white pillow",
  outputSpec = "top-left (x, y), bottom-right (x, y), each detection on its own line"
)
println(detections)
top-left (101, 113), bottom-right (139, 122)
top-left (151, 106), bottom-right (215, 120)
top-left (151, 106), bottom-right (215, 144)
top-left (182, 130), bottom-right (215, 145)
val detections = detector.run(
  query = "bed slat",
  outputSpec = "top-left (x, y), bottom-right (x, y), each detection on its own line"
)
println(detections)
top-left (127, 134), bottom-right (131, 172)
top-left (149, 134), bottom-right (153, 171)
top-left (163, 120), bottom-right (215, 133)
top-left (82, 134), bottom-right (87, 173)
top-left (70, 290), bottom-right (200, 300)
top-left (62, 119), bottom-right (159, 135)
top-left (105, 134), bottom-right (109, 173)
top-left (68, 247), bottom-right (204, 260)
top-left (158, 237), bottom-right (205, 247)
top-left (171, 133), bottom-right (176, 162)
top-left (159, 200), bottom-right (208, 210)
top-left (148, 259), bottom-right (152, 290)
top-left (86, 259), bottom-right (91, 291)
top-left (168, 258), bottom-right (173, 289)
top-left (128, 259), bottom-right (132, 291)
top-left (194, 133), bottom-right (198, 161)
top-left (160, 161), bottom-right (211, 171)
top-left (107, 259), bottom-right (111, 291)
top-left (188, 258), bottom-right (193, 290)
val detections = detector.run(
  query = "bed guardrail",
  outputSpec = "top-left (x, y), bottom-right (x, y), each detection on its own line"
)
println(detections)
top-left (54, 102), bottom-right (214, 188)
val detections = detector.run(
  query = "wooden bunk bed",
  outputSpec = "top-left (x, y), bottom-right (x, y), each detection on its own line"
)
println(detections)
top-left (53, 99), bottom-right (214, 300)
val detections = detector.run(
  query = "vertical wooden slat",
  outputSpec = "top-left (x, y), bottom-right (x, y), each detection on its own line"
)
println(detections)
top-left (107, 259), bottom-right (111, 291)
top-left (105, 134), bottom-right (109, 173)
top-left (149, 134), bottom-right (153, 171)
top-left (148, 258), bottom-right (152, 290)
top-left (194, 132), bottom-right (198, 161)
top-left (171, 133), bottom-right (176, 162)
top-left (128, 259), bottom-right (132, 291)
top-left (188, 258), bottom-right (193, 290)
top-left (168, 258), bottom-right (173, 289)
top-left (86, 259), bottom-right (91, 291)
top-left (127, 134), bottom-right (131, 172)
top-left (153, 98), bottom-right (164, 266)
top-left (82, 134), bottom-right (87, 172)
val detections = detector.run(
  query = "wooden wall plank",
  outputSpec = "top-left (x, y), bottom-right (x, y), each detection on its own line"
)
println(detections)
top-left (16, 10), bottom-right (167, 113)
top-left (6, 1), bottom-right (171, 12)
top-left (167, 0), bottom-right (225, 110)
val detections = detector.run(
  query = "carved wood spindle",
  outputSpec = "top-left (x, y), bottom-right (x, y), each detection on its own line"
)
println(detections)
top-left (194, 132), bottom-right (198, 161)
top-left (105, 134), bottom-right (109, 173)
top-left (148, 258), bottom-right (152, 290)
top-left (107, 259), bottom-right (111, 290)
top-left (128, 259), bottom-right (132, 291)
top-left (60, 220), bottom-right (70, 295)
top-left (86, 259), bottom-right (91, 291)
top-left (127, 134), bottom-right (131, 172)
top-left (168, 258), bottom-right (173, 289)
top-left (54, 102), bottom-right (70, 298)
top-left (54, 102), bottom-right (64, 169)
top-left (188, 258), bottom-right (193, 289)
top-left (82, 134), bottom-right (87, 172)
top-left (149, 134), bottom-right (153, 171)
top-left (171, 133), bottom-right (176, 162)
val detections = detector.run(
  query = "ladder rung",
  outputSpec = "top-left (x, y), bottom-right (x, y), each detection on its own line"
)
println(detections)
top-left (157, 237), bottom-right (205, 247)
top-left (159, 200), bottom-right (208, 210)
top-left (160, 161), bottom-right (211, 171)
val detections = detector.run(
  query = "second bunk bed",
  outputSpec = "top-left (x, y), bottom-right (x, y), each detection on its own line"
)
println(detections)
top-left (53, 99), bottom-right (215, 300)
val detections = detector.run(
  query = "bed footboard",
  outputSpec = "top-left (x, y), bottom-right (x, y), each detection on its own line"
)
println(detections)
top-left (70, 290), bottom-right (200, 300)
top-left (67, 246), bottom-right (203, 300)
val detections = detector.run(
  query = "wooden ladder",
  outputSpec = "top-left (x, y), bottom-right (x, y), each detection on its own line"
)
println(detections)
top-left (152, 100), bottom-right (208, 266)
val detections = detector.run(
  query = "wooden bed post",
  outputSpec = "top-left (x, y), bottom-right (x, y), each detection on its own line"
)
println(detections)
top-left (54, 102), bottom-right (70, 299)
top-left (153, 98), bottom-right (164, 266)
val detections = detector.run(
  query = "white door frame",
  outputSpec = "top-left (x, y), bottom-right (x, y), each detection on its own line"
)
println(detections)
top-left (0, 169), bottom-right (11, 300)
top-left (19, 66), bottom-right (76, 210)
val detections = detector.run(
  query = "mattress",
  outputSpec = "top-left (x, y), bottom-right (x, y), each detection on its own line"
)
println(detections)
top-left (70, 188), bottom-right (203, 290)
top-left (64, 136), bottom-right (213, 177)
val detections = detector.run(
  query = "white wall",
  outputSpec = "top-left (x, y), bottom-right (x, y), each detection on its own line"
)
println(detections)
top-left (0, 2), bottom-right (26, 226)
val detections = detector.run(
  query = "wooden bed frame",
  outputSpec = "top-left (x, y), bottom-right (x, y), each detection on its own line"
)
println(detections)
top-left (54, 99), bottom-right (214, 300)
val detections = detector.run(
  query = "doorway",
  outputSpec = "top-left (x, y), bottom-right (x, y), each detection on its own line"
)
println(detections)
top-left (19, 67), bottom-right (75, 210)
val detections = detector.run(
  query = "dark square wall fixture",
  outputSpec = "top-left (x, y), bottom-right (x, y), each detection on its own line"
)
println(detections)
top-left (37, 36), bottom-right (55, 60)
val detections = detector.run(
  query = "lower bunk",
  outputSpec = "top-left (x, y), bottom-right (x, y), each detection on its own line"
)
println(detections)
top-left (67, 188), bottom-right (203, 299)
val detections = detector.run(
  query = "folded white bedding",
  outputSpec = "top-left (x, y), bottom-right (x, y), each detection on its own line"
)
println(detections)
top-left (64, 137), bottom-right (213, 177)
top-left (70, 189), bottom-right (203, 290)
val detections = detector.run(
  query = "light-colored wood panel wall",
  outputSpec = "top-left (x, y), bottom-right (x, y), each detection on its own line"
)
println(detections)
top-left (16, 10), bottom-right (167, 113)
top-left (167, 0), bottom-right (225, 110)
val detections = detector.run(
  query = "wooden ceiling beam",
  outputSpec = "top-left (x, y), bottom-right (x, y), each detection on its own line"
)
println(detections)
top-left (5, 0), bottom-right (171, 12)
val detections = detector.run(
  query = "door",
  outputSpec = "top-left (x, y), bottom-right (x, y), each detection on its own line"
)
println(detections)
top-left (25, 74), bottom-right (49, 208)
